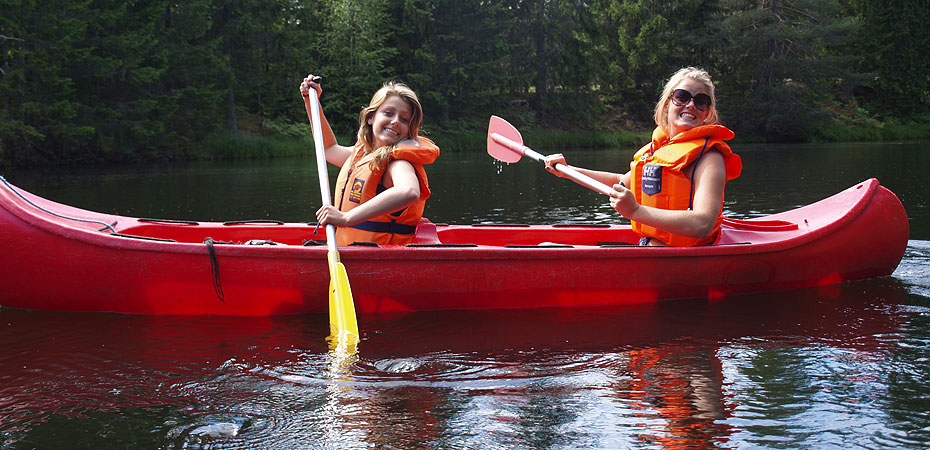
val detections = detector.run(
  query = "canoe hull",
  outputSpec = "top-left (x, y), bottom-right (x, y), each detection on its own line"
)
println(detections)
top-left (0, 178), bottom-right (909, 315)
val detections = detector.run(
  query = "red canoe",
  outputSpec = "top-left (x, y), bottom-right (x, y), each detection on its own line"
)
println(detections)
top-left (0, 177), bottom-right (909, 316)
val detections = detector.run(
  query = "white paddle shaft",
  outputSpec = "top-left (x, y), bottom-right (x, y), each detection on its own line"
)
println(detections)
top-left (307, 89), bottom-right (339, 254)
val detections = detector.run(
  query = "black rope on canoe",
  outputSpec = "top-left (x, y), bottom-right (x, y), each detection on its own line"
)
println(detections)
top-left (204, 237), bottom-right (225, 303)
top-left (0, 175), bottom-right (117, 233)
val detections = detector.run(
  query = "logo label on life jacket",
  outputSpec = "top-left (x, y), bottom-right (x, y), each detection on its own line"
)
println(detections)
top-left (641, 164), bottom-right (662, 196)
top-left (349, 178), bottom-right (365, 203)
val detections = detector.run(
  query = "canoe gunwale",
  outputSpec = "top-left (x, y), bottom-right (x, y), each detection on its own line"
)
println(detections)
top-left (0, 178), bottom-right (890, 260)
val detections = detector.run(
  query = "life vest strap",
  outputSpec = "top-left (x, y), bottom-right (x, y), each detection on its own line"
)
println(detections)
top-left (687, 138), bottom-right (712, 210)
top-left (349, 220), bottom-right (417, 235)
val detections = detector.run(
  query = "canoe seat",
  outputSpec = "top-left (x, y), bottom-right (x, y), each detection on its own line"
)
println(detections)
top-left (410, 218), bottom-right (441, 244)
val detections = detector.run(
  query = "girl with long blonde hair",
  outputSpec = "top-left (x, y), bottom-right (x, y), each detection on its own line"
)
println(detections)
top-left (543, 67), bottom-right (741, 246)
top-left (300, 76), bottom-right (440, 246)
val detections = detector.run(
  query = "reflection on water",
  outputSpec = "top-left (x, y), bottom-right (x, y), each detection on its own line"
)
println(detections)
top-left (2, 278), bottom-right (929, 448)
top-left (2, 141), bottom-right (930, 448)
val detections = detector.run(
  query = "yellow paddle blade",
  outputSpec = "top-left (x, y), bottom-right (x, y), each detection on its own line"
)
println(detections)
top-left (326, 326), bottom-right (359, 357)
top-left (328, 259), bottom-right (359, 343)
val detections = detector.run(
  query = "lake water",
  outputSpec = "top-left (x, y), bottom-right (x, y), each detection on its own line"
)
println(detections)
top-left (2, 140), bottom-right (929, 449)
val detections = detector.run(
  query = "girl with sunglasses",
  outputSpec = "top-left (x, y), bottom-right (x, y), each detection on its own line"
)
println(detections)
top-left (544, 67), bottom-right (742, 246)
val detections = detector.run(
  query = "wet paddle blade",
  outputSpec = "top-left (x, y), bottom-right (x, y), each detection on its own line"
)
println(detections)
top-left (487, 115), bottom-right (615, 196)
top-left (487, 115), bottom-right (525, 163)
top-left (328, 258), bottom-right (359, 341)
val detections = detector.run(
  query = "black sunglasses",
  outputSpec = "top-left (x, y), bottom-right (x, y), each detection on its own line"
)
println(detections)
top-left (671, 89), bottom-right (712, 111)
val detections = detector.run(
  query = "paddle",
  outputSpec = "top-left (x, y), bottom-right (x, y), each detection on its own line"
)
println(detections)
top-left (487, 115), bottom-right (613, 196)
top-left (489, 115), bottom-right (797, 235)
top-left (304, 77), bottom-right (359, 350)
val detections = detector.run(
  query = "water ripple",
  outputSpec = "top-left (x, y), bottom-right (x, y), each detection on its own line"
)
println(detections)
top-left (895, 240), bottom-right (930, 298)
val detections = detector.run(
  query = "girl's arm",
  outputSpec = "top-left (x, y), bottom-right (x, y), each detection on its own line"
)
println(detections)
top-left (610, 151), bottom-right (726, 239)
top-left (315, 159), bottom-right (420, 227)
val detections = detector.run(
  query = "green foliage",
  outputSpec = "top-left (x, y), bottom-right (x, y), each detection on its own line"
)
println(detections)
top-left (201, 130), bottom-right (312, 159)
top-left (848, 0), bottom-right (930, 116)
top-left (1, 0), bottom-right (929, 167)
top-left (707, 0), bottom-right (864, 141)
top-left (816, 114), bottom-right (930, 142)
top-left (311, 0), bottom-right (396, 137)
top-left (603, 0), bottom-right (714, 120)
top-left (262, 117), bottom-right (314, 138)
top-left (387, 0), bottom-right (514, 126)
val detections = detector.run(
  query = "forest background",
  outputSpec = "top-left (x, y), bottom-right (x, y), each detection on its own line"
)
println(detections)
top-left (2, 0), bottom-right (929, 167)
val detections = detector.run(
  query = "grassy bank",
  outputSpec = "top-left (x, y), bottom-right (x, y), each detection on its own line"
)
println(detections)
top-left (199, 127), bottom-right (652, 160)
top-left (151, 112), bottom-right (930, 161)
top-left (6, 107), bottom-right (927, 167)
top-left (198, 132), bottom-right (315, 159)
top-left (813, 116), bottom-right (930, 143)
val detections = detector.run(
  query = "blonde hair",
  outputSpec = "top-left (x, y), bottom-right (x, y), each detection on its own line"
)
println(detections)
top-left (653, 67), bottom-right (720, 132)
top-left (356, 81), bottom-right (424, 170)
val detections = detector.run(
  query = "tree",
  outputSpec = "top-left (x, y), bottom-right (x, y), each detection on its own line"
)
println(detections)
top-left (708, 0), bottom-right (863, 140)
top-left (505, 0), bottom-right (602, 125)
top-left (387, 0), bottom-right (513, 127)
top-left (155, 0), bottom-right (228, 151)
top-left (595, 0), bottom-right (716, 126)
top-left (308, 0), bottom-right (395, 137)
top-left (1, 0), bottom-right (96, 164)
top-left (849, 0), bottom-right (930, 117)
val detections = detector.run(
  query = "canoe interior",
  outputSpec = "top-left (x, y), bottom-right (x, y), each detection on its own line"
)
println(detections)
top-left (114, 221), bottom-right (644, 247)
top-left (2, 176), bottom-right (885, 248)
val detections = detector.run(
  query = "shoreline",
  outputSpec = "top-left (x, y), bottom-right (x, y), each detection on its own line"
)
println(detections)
top-left (4, 121), bottom-right (929, 168)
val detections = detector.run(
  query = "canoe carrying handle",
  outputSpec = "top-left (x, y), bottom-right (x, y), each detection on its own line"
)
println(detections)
top-left (0, 175), bottom-right (117, 233)
top-left (721, 218), bottom-right (798, 231)
top-left (139, 218), bottom-right (199, 225)
top-left (111, 233), bottom-right (176, 242)
top-left (223, 220), bottom-right (284, 226)
top-left (552, 223), bottom-right (612, 228)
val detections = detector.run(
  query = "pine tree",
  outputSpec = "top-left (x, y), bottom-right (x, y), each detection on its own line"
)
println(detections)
top-left (387, 0), bottom-right (512, 127)
top-left (708, 0), bottom-right (863, 140)
top-left (1, 0), bottom-right (96, 164)
top-left (849, 0), bottom-right (930, 116)
top-left (310, 0), bottom-right (395, 137)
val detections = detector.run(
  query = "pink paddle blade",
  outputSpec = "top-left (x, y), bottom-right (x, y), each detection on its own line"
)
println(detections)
top-left (487, 115), bottom-right (524, 163)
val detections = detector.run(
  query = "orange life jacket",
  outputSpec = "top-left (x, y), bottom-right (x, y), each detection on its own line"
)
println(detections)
top-left (334, 137), bottom-right (440, 246)
top-left (629, 126), bottom-right (741, 246)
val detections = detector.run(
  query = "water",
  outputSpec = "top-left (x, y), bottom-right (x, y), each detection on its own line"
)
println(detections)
top-left (2, 141), bottom-right (929, 449)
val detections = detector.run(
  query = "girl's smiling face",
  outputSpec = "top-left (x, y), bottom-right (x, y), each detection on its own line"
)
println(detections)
top-left (666, 78), bottom-right (712, 138)
top-left (368, 95), bottom-right (412, 148)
